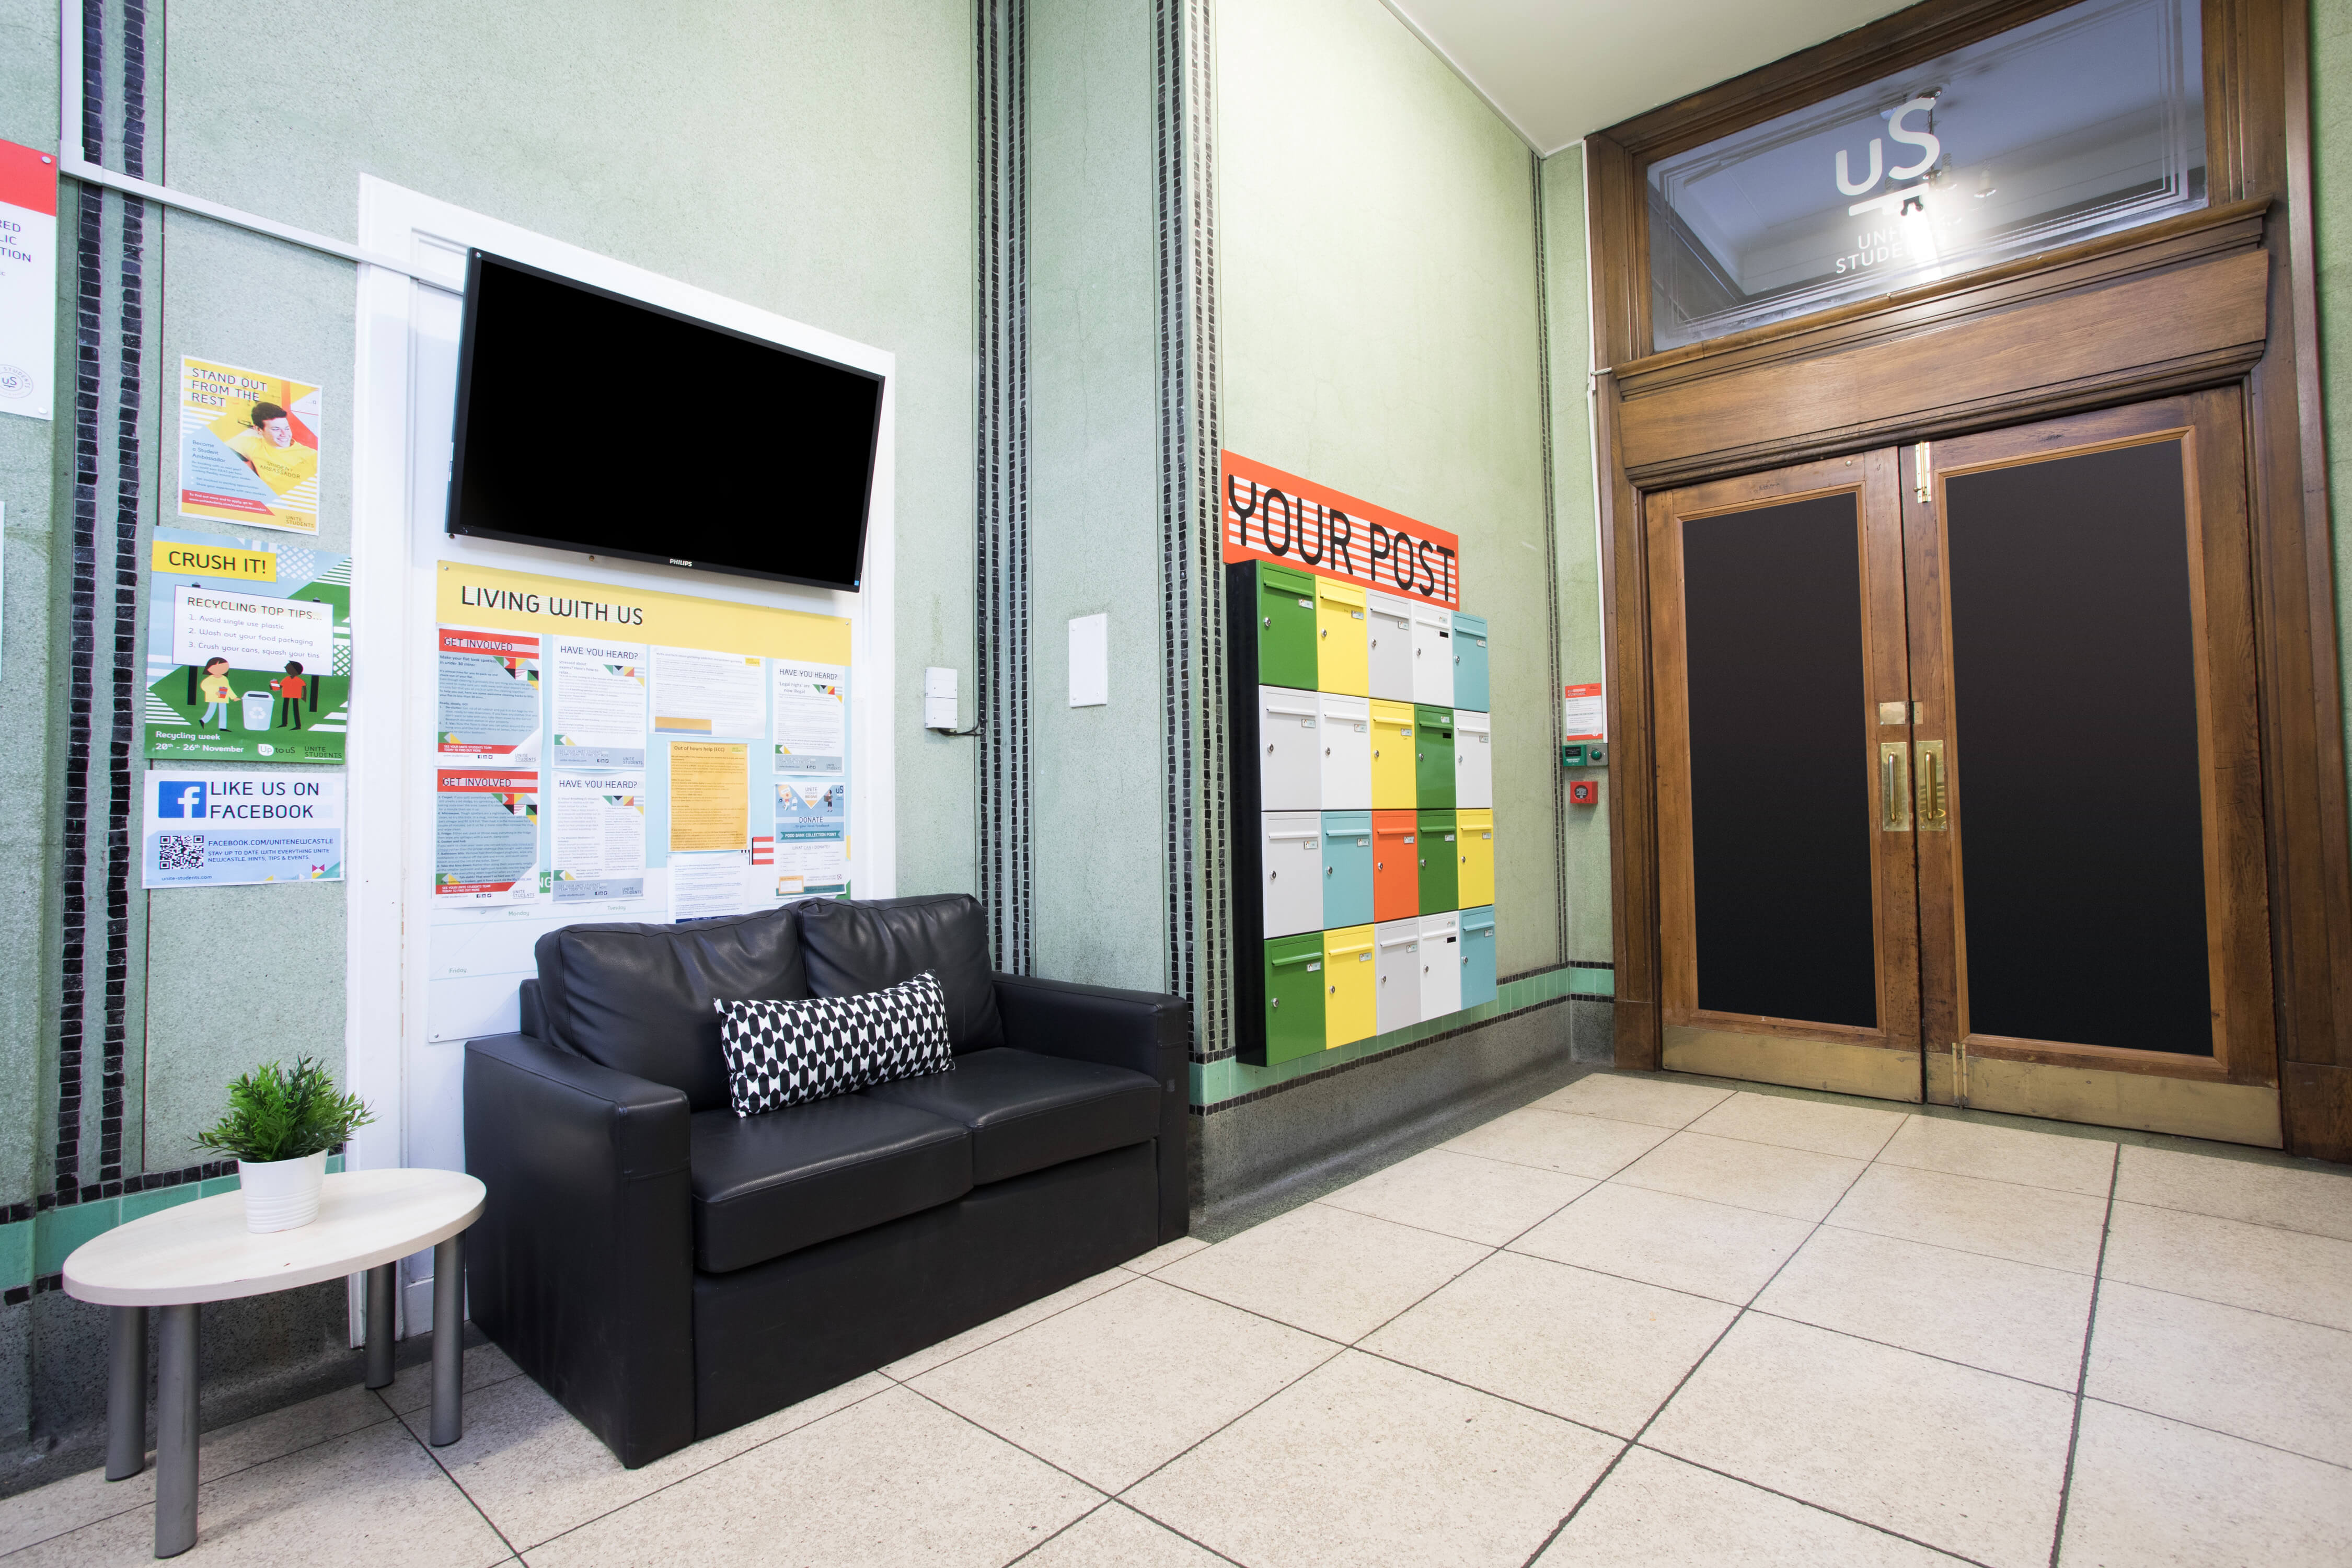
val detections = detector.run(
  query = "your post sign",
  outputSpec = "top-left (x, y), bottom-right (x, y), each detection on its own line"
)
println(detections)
top-left (1219, 450), bottom-right (1460, 609)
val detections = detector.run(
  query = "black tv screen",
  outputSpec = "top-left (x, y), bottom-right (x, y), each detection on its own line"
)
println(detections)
top-left (446, 250), bottom-right (880, 592)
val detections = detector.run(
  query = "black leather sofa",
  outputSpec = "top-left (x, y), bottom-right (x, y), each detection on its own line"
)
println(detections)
top-left (462, 893), bottom-right (1189, 1468)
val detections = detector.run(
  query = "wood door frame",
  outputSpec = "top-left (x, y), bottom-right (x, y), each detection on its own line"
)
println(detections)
top-left (1587, 0), bottom-right (2352, 1159)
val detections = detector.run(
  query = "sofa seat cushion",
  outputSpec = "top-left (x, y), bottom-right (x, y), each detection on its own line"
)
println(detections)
top-left (859, 1047), bottom-right (1160, 1185)
top-left (689, 1096), bottom-right (971, 1273)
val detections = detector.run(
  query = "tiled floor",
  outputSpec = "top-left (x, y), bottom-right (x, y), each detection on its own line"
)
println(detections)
top-left (6, 1073), bottom-right (2351, 1566)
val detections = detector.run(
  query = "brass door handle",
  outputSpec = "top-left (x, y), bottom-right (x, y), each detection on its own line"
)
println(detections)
top-left (1916, 740), bottom-right (1948, 831)
top-left (1879, 743), bottom-right (1912, 831)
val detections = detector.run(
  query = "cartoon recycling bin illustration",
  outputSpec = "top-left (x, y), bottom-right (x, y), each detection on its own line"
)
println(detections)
top-left (240, 687), bottom-right (276, 731)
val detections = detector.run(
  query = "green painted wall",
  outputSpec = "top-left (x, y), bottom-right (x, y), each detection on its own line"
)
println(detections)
top-left (2316, 0), bottom-right (2352, 780)
top-left (1217, 0), bottom-right (1559, 989)
top-left (1029, 0), bottom-right (1170, 993)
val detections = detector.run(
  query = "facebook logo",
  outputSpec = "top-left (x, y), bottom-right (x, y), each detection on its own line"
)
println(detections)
top-left (156, 781), bottom-right (207, 819)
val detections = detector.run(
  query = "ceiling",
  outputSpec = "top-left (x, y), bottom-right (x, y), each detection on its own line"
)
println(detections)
top-left (1381, 0), bottom-right (1916, 155)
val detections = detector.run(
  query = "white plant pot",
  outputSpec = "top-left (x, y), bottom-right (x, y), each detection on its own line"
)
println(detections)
top-left (238, 1150), bottom-right (327, 1233)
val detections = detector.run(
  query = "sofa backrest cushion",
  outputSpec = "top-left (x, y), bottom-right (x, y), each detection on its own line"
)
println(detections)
top-left (535, 908), bottom-right (809, 1111)
top-left (794, 894), bottom-right (1006, 1053)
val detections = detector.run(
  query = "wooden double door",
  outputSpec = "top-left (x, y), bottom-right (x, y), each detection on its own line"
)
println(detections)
top-left (1647, 391), bottom-right (2281, 1144)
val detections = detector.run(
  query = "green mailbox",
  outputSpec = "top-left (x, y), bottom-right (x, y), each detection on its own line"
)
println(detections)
top-left (1263, 931), bottom-right (1329, 1065)
top-left (1254, 561), bottom-right (1320, 692)
top-left (1416, 808), bottom-right (1459, 914)
top-left (1414, 704), bottom-right (1455, 809)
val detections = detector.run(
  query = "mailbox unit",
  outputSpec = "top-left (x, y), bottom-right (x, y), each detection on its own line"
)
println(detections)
top-left (1371, 809), bottom-right (1419, 923)
top-left (1261, 812), bottom-right (1323, 937)
top-left (1366, 590), bottom-right (1413, 701)
top-left (1454, 709), bottom-right (1492, 809)
top-left (1451, 611), bottom-right (1489, 712)
top-left (1252, 561), bottom-right (1319, 691)
top-left (1258, 686), bottom-right (1322, 811)
top-left (1318, 693), bottom-right (1371, 809)
top-left (1324, 924), bottom-right (1377, 1048)
top-left (1460, 906), bottom-right (1496, 1009)
top-left (1457, 807), bottom-right (1494, 910)
top-left (1414, 705), bottom-right (1455, 810)
top-left (1369, 699), bottom-right (1416, 809)
top-left (1410, 603), bottom-right (1455, 706)
top-left (1262, 932), bottom-right (1328, 1065)
top-left (1416, 808), bottom-right (1458, 914)
top-left (1316, 578), bottom-right (1369, 695)
top-left (1321, 810), bottom-right (1374, 928)
top-left (1375, 917), bottom-right (1422, 1034)
top-left (1417, 910), bottom-right (1461, 1018)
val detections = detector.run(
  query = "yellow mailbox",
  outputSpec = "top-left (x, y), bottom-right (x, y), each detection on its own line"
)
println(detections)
top-left (1315, 577), bottom-right (1368, 697)
top-left (1323, 924), bottom-right (1377, 1048)
top-left (1369, 699), bottom-right (1416, 809)
top-left (1456, 808), bottom-right (1494, 909)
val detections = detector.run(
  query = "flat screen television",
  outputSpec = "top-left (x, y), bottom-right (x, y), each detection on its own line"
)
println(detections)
top-left (445, 249), bottom-right (881, 593)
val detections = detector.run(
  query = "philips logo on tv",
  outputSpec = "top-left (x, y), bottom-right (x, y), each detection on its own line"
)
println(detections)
top-left (156, 781), bottom-right (207, 819)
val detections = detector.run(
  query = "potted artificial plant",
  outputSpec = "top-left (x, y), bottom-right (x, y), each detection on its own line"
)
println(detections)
top-left (194, 1056), bottom-right (375, 1233)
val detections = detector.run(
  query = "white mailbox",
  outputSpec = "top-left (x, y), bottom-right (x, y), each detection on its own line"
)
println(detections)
top-left (1258, 685), bottom-right (1322, 811)
top-left (1454, 709), bottom-right (1492, 810)
top-left (1367, 591), bottom-right (1413, 702)
top-left (1418, 910), bottom-right (1462, 1019)
top-left (1318, 693), bottom-right (1371, 810)
top-left (1375, 917), bottom-right (1423, 1034)
top-left (1262, 812), bottom-right (1325, 938)
top-left (1410, 604), bottom-right (1455, 707)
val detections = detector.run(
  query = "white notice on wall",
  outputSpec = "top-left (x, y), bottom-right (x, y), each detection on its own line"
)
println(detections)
top-left (551, 638), bottom-right (648, 767)
top-left (172, 584), bottom-right (337, 670)
top-left (551, 773), bottom-right (646, 902)
top-left (652, 646), bottom-right (766, 739)
top-left (771, 661), bottom-right (847, 774)
top-left (1562, 682), bottom-right (1606, 742)
top-left (0, 142), bottom-right (58, 422)
top-left (670, 849), bottom-right (754, 922)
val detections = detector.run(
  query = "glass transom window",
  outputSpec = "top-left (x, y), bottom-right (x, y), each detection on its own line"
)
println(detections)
top-left (1646, 0), bottom-right (2205, 353)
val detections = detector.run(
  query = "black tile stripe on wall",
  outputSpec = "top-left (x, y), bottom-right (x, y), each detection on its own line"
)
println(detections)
top-left (1532, 153), bottom-right (1571, 964)
top-left (975, 0), bottom-right (1033, 975)
top-left (103, 0), bottom-right (149, 1186)
top-left (56, 0), bottom-right (107, 1202)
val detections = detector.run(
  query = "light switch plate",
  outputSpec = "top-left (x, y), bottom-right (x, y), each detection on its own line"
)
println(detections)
top-left (1068, 614), bottom-right (1108, 707)
top-left (924, 666), bottom-right (958, 729)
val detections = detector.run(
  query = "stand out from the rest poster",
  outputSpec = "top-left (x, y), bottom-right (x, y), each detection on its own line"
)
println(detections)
top-left (178, 357), bottom-right (323, 536)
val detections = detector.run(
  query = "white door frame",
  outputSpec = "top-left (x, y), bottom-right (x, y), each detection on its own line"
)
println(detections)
top-left (345, 177), bottom-right (898, 1334)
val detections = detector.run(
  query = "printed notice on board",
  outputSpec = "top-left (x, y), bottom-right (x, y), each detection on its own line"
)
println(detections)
top-left (775, 777), bottom-right (849, 897)
top-left (772, 662), bottom-right (847, 774)
top-left (178, 358), bottom-right (322, 536)
top-left (438, 627), bottom-right (541, 765)
top-left (0, 140), bottom-right (60, 422)
top-left (652, 647), bottom-right (765, 738)
top-left (1562, 683), bottom-right (1606, 742)
top-left (551, 773), bottom-right (645, 902)
top-left (671, 850), bottom-right (752, 922)
top-left (668, 741), bottom-right (748, 853)
top-left (434, 769), bottom-right (540, 902)
top-left (144, 771), bottom-right (343, 887)
top-left (551, 638), bottom-right (647, 767)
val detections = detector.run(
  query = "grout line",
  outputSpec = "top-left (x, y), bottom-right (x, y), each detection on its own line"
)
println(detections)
top-left (375, 1382), bottom-right (524, 1562)
top-left (2064, 1270), bottom-right (2352, 1334)
top-left (1623, 1447), bottom-right (2005, 1568)
top-left (1737, 1305), bottom-right (2083, 1397)
top-left (1000, 1498), bottom-right (1114, 1567)
top-left (2047, 1141), bottom-right (2120, 1568)
top-left (2103, 1192), bottom-right (2352, 1247)
top-left (2070, 1393), bottom-right (2352, 1474)
top-left (1813, 1216), bottom-right (2105, 1279)
top-left (882, 1269), bottom-right (1141, 1385)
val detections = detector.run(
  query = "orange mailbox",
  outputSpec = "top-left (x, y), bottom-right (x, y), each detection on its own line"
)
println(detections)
top-left (1371, 809), bottom-right (1419, 924)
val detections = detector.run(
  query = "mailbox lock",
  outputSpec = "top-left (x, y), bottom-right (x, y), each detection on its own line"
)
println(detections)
top-left (1324, 866), bottom-right (1333, 875)
top-left (1270, 997), bottom-right (1278, 1009)
top-left (1320, 628), bottom-right (1328, 639)
top-left (1262, 616), bottom-right (1271, 628)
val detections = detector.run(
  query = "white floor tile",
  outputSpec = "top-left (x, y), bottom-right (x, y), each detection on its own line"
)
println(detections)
top-left (1510, 1182), bottom-right (1814, 1305)
top-left (2114, 1145), bottom-right (2352, 1242)
top-left (1528, 1074), bottom-right (1734, 1129)
top-left (1538, 1445), bottom-right (1969, 1566)
top-left (1826, 1162), bottom-right (2108, 1274)
top-left (1876, 1116), bottom-right (2115, 1197)
top-left (2102, 1200), bottom-right (2352, 1331)
top-left (1442, 1107), bottom-right (1671, 1179)
top-left (2085, 1280), bottom-right (2352, 1467)
top-left (1018, 1502), bottom-right (1232, 1567)
top-left (1125, 1350), bottom-right (1622, 1568)
top-left (1612, 1131), bottom-right (1865, 1222)
top-left (882, 1266), bottom-right (1132, 1380)
top-left (1364, 1251), bottom-right (1735, 1436)
top-left (1152, 1201), bottom-right (1487, 1343)
top-left (2058, 1399), bottom-right (2352, 1567)
top-left (1120, 1236), bottom-right (1210, 1275)
top-left (1319, 1147), bottom-right (1592, 1246)
top-left (909, 1276), bottom-right (1335, 1493)
top-left (1685, 1092), bottom-right (1908, 1161)
top-left (1644, 1313), bottom-right (2075, 1568)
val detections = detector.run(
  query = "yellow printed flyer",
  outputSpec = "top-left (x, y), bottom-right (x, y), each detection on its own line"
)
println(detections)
top-left (178, 357), bottom-right (322, 535)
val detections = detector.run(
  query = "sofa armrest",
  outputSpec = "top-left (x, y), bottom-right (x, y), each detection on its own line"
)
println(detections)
top-left (464, 1032), bottom-right (696, 1468)
top-left (993, 974), bottom-right (1191, 1242)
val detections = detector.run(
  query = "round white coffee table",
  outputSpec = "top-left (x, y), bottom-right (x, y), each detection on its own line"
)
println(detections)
top-left (63, 1168), bottom-right (486, 1559)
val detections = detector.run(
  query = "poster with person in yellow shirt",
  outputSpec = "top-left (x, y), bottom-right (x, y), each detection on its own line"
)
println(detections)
top-left (178, 356), bottom-right (321, 535)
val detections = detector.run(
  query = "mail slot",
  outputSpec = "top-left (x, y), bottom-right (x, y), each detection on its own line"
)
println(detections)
top-left (1456, 806), bottom-right (1494, 909)
top-left (1367, 590), bottom-right (1413, 702)
top-left (1263, 931), bottom-right (1328, 1066)
top-left (1316, 577), bottom-right (1369, 697)
top-left (1261, 811), bottom-right (1324, 938)
top-left (1410, 603), bottom-right (1455, 707)
top-left (1414, 705), bottom-right (1455, 810)
top-left (1375, 917), bottom-right (1422, 1034)
top-left (1321, 809), bottom-right (1374, 929)
top-left (1258, 685), bottom-right (1322, 811)
top-left (1254, 560), bottom-right (1319, 692)
top-left (1416, 806), bottom-right (1458, 914)
top-left (1418, 910), bottom-right (1461, 1020)
top-left (1450, 611), bottom-right (1489, 713)
top-left (1454, 709), bottom-right (1492, 810)
top-left (1459, 905), bottom-right (1496, 1010)
top-left (1369, 698), bottom-right (1415, 809)
top-left (1318, 692), bottom-right (1371, 810)
top-left (1371, 809), bottom-right (1419, 924)
top-left (1323, 924), bottom-right (1377, 1050)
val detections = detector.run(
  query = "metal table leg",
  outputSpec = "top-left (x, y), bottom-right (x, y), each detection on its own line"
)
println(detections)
top-left (153, 1303), bottom-right (199, 1558)
top-left (105, 1306), bottom-right (145, 1481)
top-left (363, 1263), bottom-right (396, 1390)
top-left (429, 1235), bottom-right (463, 1446)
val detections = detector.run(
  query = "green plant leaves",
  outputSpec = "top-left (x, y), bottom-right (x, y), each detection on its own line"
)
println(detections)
top-left (193, 1056), bottom-right (376, 1165)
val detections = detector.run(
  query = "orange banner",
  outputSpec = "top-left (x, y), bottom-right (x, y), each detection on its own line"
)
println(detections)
top-left (1219, 451), bottom-right (1460, 609)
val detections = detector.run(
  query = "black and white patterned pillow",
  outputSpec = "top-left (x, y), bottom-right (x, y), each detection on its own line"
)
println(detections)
top-left (713, 972), bottom-right (955, 1116)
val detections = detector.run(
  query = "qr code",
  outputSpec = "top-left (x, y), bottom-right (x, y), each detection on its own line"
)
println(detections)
top-left (156, 834), bottom-right (206, 870)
